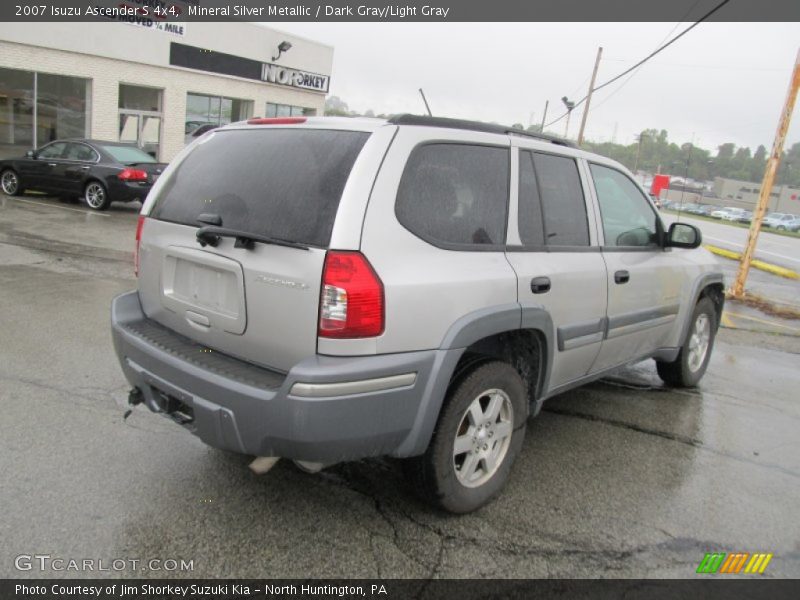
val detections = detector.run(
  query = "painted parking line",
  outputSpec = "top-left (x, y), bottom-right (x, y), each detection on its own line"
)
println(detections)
top-left (704, 236), bottom-right (800, 270)
top-left (7, 197), bottom-right (110, 217)
top-left (720, 312), bottom-right (735, 328)
top-left (724, 310), bottom-right (800, 334)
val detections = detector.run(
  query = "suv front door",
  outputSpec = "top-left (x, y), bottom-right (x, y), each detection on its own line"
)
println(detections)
top-left (588, 162), bottom-right (684, 372)
top-left (504, 146), bottom-right (607, 391)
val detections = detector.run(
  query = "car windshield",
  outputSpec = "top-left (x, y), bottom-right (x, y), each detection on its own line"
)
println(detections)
top-left (101, 144), bottom-right (157, 164)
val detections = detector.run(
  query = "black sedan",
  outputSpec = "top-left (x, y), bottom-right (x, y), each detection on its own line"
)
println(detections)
top-left (0, 139), bottom-right (166, 211)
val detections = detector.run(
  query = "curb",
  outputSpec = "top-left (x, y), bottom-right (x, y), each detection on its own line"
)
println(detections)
top-left (704, 245), bottom-right (799, 280)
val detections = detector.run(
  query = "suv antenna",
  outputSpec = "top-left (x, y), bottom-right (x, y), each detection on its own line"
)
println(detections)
top-left (418, 88), bottom-right (433, 116)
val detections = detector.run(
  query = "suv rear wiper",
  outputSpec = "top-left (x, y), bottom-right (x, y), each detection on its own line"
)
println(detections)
top-left (196, 226), bottom-right (309, 251)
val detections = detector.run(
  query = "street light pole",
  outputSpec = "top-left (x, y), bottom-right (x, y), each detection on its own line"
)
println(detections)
top-left (731, 49), bottom-right (799, 298)
top-left (561, 96), bottom-right (575, 139)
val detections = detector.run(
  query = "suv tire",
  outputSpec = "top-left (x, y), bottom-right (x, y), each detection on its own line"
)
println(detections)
top-left (405, 361), bottom-right (527, 513)
top-left (657, 296), bottom-right (717, 388)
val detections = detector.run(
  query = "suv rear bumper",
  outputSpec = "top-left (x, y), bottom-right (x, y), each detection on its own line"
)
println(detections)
top-left (111, 291), bottom-right (460, 462)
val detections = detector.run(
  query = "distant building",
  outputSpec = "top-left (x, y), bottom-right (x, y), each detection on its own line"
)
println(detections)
top-left (1, 21), bottom-right (332, 161)
top-left (713, 177), bottom-right (800, 214)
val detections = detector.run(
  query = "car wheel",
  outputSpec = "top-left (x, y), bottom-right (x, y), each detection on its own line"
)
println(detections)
top-left (1, 169), bottom-right (24, 196)
top-left (84, 181), bottom-right (110, 211)
top-left (404, 361), bottom-right (527, 513)
top-left (657, 297), bottom-right (717, 388)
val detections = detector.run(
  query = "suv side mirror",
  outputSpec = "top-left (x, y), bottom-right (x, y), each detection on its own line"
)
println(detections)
top-left (26, 150), bottom-right (35, 158)
top-left (666, 222), bottom-right (702, 249)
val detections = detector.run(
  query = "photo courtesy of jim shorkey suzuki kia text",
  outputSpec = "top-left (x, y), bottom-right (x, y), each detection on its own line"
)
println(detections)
top-left (14, 584), bottom-right (387, 596)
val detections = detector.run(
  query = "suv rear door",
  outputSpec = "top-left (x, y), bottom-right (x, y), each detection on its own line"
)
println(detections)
top-left (136, 125), bottom-right (371, 372)
top-left (504, 143), bottom-right (608, 391)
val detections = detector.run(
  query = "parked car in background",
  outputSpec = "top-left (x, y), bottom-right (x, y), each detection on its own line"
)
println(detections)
top-left (696, 205), bottom-right (717, 217)
top-left (184, 121), bottom-right (218, 145)
top-left (734, 210), bottom-right (753, 224)
top-left (687, 204), bottom-right (709, 215)
top-left (776, 215), bottom-right (800, 232)
top-left (721, 207), bottom-right (747, 221)
top-left (0, 139), bottom-right (166, 211)
top-left (710, 207), bottom-right (736, 219)
top-left (678, 202), bottom-right (700, 213)
top-left (184, 123), bottom-right (219, 146)
top-left (777, 216), bottom-right (800, 232)
top-left (763, 213), bottom-right (797, 229)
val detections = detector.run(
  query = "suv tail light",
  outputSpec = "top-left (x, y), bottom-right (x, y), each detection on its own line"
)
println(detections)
top-left (118, 168), bottom-right (148, 182)
top-left (134, 216), bottom-right (146, 276)
top-left (319, 251), bottom-right (384, 338)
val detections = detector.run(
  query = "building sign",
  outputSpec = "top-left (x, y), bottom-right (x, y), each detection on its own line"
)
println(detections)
top-left (261, 63), bottom-right (329, 92)
top-left (101, 1), bottom-right (188, 36)
top-left (170, 43), bottom-right (329, 93)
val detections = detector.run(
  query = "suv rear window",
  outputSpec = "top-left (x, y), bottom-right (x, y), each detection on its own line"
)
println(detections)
top-left (395, 143), bottom-right (509, 248)
top-left (150, 128), bottom-right (370, 247)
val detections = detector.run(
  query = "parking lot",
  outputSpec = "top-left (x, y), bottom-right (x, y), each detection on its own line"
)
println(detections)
top-left (1, 194), bottom-right (799, 579)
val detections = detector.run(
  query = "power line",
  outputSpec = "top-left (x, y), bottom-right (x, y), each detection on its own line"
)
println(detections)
top-left (543, 0), bottom-right (731, 130)
top-left (590, 0), bottom-right (704, 113)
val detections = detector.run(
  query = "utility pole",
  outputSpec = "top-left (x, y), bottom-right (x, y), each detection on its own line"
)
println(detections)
top-left (577, 46), bottom-right (603, 146)
top-left (633, 131), bottom-right (646, 173)
top-left (540, 100), bottom-right (549, 132)
top-left (731, 49), bottom-right (800, 298)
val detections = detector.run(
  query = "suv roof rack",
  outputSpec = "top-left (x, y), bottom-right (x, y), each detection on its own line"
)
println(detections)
top-left (387, 114), bottom-right (577, 148)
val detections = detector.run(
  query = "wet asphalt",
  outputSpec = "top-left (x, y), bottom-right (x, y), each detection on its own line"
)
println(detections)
top-left (1, 195), bottom-right (799, 579)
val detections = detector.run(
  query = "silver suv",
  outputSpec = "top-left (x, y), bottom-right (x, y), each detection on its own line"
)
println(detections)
top-left (111, 115), bottom-right (724, 513)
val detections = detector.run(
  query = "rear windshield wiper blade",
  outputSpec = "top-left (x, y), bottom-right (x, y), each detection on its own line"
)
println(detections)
top-left (196, 225), bottom-right (309, 251)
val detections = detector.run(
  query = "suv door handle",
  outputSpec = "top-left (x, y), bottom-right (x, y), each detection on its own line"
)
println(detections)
top-left (531, 276), bottom-right (551, 294)
top-left (614, 270), bottom-right (630, 284)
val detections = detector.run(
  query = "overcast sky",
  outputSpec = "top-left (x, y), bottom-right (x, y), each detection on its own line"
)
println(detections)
top-left (271, 22), bottom-right (799, 153)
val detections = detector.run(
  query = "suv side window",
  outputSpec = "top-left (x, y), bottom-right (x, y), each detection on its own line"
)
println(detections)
top-left (590, 164), bottom-right (660, 248)
top-left (518, 151), bottom-right (589, 247)
top-left (396, 143), bottom-right (509, 248)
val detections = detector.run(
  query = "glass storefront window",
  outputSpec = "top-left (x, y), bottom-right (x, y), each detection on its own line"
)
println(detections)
top-left (266, 103), bottom-right (316, 118)
top-left (118, 84), bottom-right (163, 159)
top-left (0, 68), bottom-right (35, 159)
top-left (119, 84), bottom-right (161, 112)
top-left (36, 73), bottom-right (90, 147)
top-left (185, 93), bottom-right (253, 143)
top-left (0, 68), bottom-right (89, 158)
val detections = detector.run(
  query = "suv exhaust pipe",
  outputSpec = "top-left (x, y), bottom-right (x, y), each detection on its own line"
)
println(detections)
top-left (249, 456), bottom-right (280, 475)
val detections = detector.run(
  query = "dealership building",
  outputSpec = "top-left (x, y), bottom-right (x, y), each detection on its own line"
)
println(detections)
top-left (0, 20), bottom-right (333, 161)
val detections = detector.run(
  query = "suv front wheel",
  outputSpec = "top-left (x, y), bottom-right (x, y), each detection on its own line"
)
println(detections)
top-left (405, 361), bottom-right (527, 513)
top-left (657, 296), bottom-right (718, 387)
